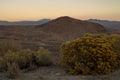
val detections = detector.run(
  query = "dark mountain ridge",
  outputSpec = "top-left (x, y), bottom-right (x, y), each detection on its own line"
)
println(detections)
top-left (0, 19), bottom-right (51, 25)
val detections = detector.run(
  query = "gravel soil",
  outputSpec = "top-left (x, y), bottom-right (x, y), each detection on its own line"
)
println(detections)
top-left (0, 66), bottom-right (120, 80)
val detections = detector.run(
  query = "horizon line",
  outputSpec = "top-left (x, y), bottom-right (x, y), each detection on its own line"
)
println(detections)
top-left (0, 16), bottom-right (120, 22)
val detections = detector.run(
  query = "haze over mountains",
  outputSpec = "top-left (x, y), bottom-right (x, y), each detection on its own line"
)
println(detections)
top-left (0, 17), bottom-right (120, 29)
top-left (0, 19), bottom-right (50, 25)
top-left (87, 19), bottom-right (120, 30)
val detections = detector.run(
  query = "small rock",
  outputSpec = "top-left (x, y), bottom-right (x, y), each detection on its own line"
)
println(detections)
top-left (55, 73), bottom-right (61, 76)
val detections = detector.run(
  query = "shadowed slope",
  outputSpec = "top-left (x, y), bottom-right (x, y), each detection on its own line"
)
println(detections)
top-left (36, 16), bottom-right (106, 39)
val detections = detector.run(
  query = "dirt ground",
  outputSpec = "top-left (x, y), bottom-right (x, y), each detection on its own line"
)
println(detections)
top-left (0, 66), bottom-right (120, 80)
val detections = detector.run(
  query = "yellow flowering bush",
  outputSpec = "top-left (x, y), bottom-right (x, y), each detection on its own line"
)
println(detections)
top-left (111, 34), bottom-right (120, 67)
top-left (61, 34), bottom-right (120, 75)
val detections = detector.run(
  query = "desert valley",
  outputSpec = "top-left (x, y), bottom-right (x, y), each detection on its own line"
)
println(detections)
top-left (0, 16), bottom-right (120, 80)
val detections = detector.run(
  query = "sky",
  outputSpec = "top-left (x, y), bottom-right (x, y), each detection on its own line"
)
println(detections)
top-left (0, 0), bottom-right (120, 21)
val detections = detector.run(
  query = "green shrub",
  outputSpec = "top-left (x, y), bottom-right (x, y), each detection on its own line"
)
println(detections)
top-left (1, 49), bottom-right (34, 71)
top-left (60, 34), bottom-right (119, 75)
top-left (0, 47), bottom-right (53, 72)
top-left (7, 62), bottom-right (20, 79)
top-left (3, 51), bottom-right (19, 71)
top-left (34, 47), bottom-right (53, 66)
top-left (4, 51), bottom-right (18, 63)
top-left (17, 49), bottom-right (34, 69)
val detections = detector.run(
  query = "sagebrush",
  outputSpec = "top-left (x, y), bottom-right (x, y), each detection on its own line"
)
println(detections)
top-left (0, 46), bottom-right (53, 73)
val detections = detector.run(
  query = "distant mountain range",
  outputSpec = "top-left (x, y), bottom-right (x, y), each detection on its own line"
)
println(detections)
top-left (87, 19), bottom-right (120, 30)
top-left (0, 19), bottom-right (51, 25)
top-left (0, 18), bottom-right (120, 30)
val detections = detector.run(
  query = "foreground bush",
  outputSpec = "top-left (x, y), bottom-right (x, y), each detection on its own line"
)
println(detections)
top-left (17, 49), bottom-right (34, 69)
top-left (60, 34), bottom-right (120, 75)
top-left (7, 62), bottom-right (20, 79)
top-left (34, 47), bottom-right (53, 66)
top-left (0, 47), bottom-right (53, 72)
top-left (111, 34), bottom-right (120, 67)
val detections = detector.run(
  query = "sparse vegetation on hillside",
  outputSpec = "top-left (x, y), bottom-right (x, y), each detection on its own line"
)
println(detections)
top-left (60, 34), bottom-right (120, 75)
top-left (0, 40), bottom-right (21, 56)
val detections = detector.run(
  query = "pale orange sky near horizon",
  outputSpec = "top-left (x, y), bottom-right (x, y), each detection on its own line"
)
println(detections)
top-left (0, 0), bottom-right (120, 21)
